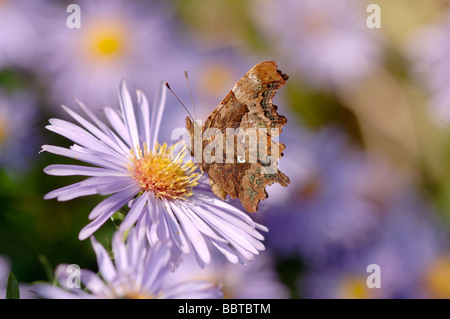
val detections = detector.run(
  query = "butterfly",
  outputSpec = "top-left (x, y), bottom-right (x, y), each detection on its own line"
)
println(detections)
top-left (186, 60), bottom-right (290, 212)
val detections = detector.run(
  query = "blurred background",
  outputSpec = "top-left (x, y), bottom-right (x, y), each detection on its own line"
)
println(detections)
top-left (2, 0), bottom-right (450, 298)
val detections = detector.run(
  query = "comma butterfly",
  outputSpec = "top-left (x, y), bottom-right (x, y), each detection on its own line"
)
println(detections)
top-left (186, 61), bottom-right (290, 212)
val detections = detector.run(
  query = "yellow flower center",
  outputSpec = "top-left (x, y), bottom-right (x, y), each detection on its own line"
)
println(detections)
top-left (424, 257), bottom-right (450, 298)
top-left (121, 290), bottom-right (156, 299)
top-left (128, 142), bottom-right (200, 201)
top-left (83, 21), bottom-right (127, 61)
top-left (337, 275), bottom-right (372, 299)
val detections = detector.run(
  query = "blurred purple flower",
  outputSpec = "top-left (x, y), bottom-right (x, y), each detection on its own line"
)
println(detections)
top-left (300, 196), bottom-right (444, 298)
top-left (407, 9), bottom-right (450, 124)
top-left (36, 0), bottom-right (183, 113)
top-left (34, 230), bottom-right (223, 299)
top-left (0, 90), bottom-right (38, 171)
top-left (165, 250), bottom-right (289, 299)
top-left (42, 81), bottom-right (267, 266)
top-left (263, 128), bottom-right (386, 264)
top-left (250, 0), bottom-right (384, 89)
top-left (0, 1), bottom-right (40, 69)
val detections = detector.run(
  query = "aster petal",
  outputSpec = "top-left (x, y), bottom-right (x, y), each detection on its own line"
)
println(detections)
top-left (88, 184), bottom-right (140, 220)
top-left (119, 80), bottom-right (140, 154)
top-left (127, 228), bottom-right (147, 272)
top-left (150, 82), bottom-right (167, 149)
top-left (54, 264), bottom-right (109, 298)
top-left (193, 205), bottom-right (261, 260)
top-left (46, 119), bottom-right (123, 160)
top-left (33, 284), bottom-right (91, 299)
top-left (136, 89), bottom-right (151, 147)
top-left (119, 192), bottom-right (148, 231)
top-left (204, 204), bottom-right (266, 242)
top-left (61, 104), bottom-right (129, 156)
top-left (162, 281), bottom-right (223, 299)
top-left (44, 164), bottom-right (129, 177)
top-left (162, 202), bottom-right (190, 254)
top-left (95, 177), bottom-right (138, 196)
top-left (195, 191), bottom-right (256, 227)
top-left (80, 209), bottom-right (128, 241)
top-left (141, 241), bottom-right (171, 293)
top-left (104, 107), bottom-right (132, 147)
top-left (44, 176), bottom-right (135, 201)
top-left (169, 202), bottom-right (211, 264)
top-left (90, 236), bottom-right (117, 283)
top-left (74, 99), bottom-right (131, 154)
top-left (145, 202), bottom-right (173, 251)
top-left (44, 181), bottom-right (99, 201)
top-left (113, 241), bottom-right (129, 275)
top-left (69, 144), bottom-right (129, 170)
top-left (179, 202), bottom-right (228, 243)
top-left (79, 269), bottom-right (113, 298)
top-left (210, 240), bottom-right (240, 264)
top-left (42, 145), bottom-right (126, 171)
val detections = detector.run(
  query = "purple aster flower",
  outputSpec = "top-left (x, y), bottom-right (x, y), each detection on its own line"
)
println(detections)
top-left (37, 0), bottom-right (184, 113)
top-left (165, 250), bottom-right (289, 299)
top-left (250, 0), bottom-right (384, 89)
top-left (407, 9), bottom-right (450, 124)
top-left (0, 1), bottom-right (41, 69)
top-left (0, 90), bottom-right (38, 171)
top-left (34, 230), bottom-right (223, 299)
top-left (42, 81), bottom-right (267, 266)
top-left (300, 195), bottom-right (444, 299)
top-left (263, 128), bottom-right (384, 264)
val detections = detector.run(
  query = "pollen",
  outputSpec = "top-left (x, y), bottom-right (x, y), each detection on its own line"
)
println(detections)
top-left (128, 142), bottom-right (200, 201)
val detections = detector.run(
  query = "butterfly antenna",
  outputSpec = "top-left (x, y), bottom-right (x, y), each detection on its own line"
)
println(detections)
top-left (165, 82), bottom-right (195, 121)
top-left (184, 70), bottom-right (197, 120)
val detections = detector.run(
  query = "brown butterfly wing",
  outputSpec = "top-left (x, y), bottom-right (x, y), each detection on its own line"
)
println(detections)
top-left (187, 60), bottom-right (290, 212)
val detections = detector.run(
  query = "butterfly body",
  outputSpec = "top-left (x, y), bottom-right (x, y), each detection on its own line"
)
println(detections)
top-left (186, 60), bottom-right (290, 212)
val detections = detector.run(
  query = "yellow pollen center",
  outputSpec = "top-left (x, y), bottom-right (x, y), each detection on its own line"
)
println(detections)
top-left (84, 21), bottom-right (127, 60)
top-left (121, 290), bottom-right (156, 299)
top-left (128, 142), bottom-right (200, 201)
top-left (424, 258), bottom-right (450, 298)
top-left (338, 275), bottom-right (372, 299)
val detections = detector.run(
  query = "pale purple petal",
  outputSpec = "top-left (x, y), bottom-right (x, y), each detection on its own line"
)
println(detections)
top-left (119, 80), bottom-right (140, 154)
top-left (88, 184), bottom-right (140, 220)
top-left (119, 191), bottom-right (148, 231)
top-left (169, 202), bottom-right (211, 264)
top-left (44, 164), bottom-right (128, 177)
top-left (162, 281), bottom-right (223, 299)
top-left (61, 104), bottom-right (129, 156)
top-left (90, 236), bottom-right (117, 283)
top-left (42, 145), bottom-right (126, 171)
top-left (103, 107), bottom-right (132, 147)
top-left (136, 89), bottom-right (151, 147)
top-left (162, 202), bottom-right (190, 254)
top-left (150, 82), bottom-right (167, 149)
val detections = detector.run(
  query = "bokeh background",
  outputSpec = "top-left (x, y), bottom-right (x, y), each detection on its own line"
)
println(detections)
top-left (2, 0), bottom-right (450, 298)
